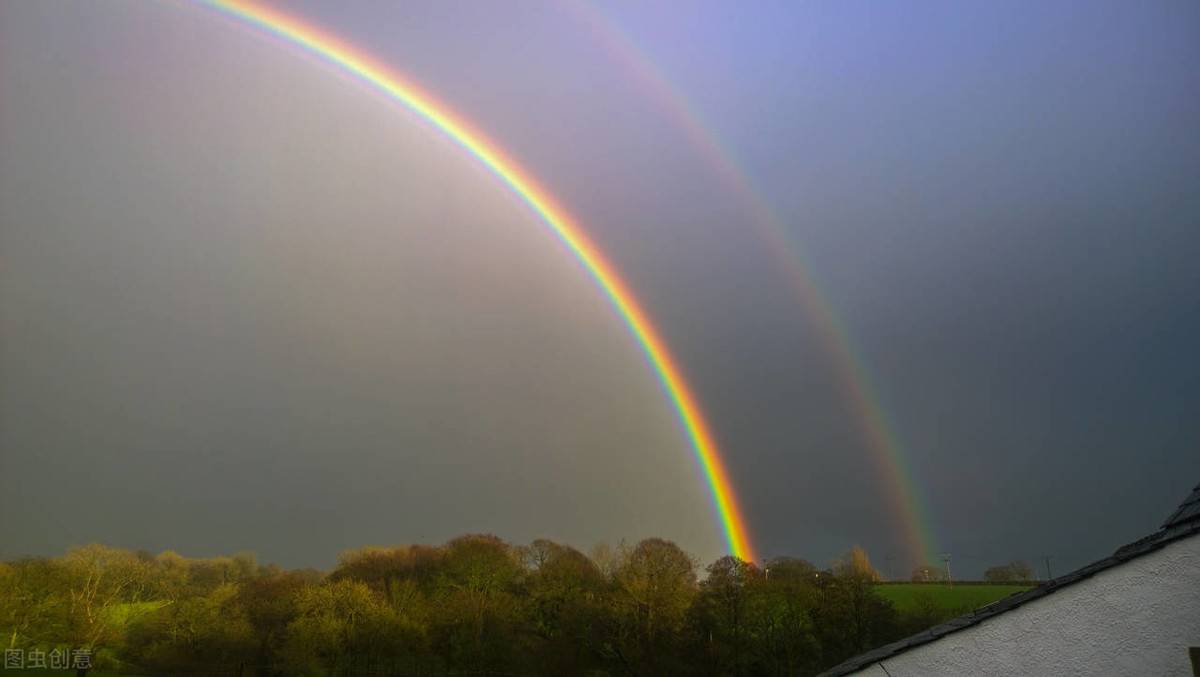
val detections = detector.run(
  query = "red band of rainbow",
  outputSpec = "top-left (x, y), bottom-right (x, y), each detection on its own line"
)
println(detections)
top-left (198, 0), bottom-right (757, 563)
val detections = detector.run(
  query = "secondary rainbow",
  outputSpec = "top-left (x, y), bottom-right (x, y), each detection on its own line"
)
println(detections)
top-left (197, 0), bottom-right (756, 563)
top-left (567, 0), bottom-right (940, 567)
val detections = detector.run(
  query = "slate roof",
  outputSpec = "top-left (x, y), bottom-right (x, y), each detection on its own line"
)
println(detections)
top-left (820, 480), bottom-right (1200, 677)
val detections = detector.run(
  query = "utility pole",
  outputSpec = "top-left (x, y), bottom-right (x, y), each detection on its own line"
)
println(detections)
top-left (1042, 556), bottom-right (1053, 581)
top-left (941, 553), bottom-right (952, 586)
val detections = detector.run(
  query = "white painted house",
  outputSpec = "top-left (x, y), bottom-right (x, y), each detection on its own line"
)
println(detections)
top-left (824, 482), bottom-right (1200, 677)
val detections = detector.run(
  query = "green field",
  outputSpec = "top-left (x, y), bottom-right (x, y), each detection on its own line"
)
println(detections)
top-left (875, 583), bottom-right (1033, 614)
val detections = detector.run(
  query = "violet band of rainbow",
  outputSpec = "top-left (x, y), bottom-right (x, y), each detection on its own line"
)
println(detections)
top-left (199, 0), bottom-right (757, 563)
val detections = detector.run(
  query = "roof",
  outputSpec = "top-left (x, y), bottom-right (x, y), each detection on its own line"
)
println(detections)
top-left (820, 480), bottom-right (1200, 677)
top-left (1162, 481), bottom-right (1200, 529)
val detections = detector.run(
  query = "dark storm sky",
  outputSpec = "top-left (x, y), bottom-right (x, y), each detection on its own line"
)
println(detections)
top-left (1, 0), bottom-right (1197, 577)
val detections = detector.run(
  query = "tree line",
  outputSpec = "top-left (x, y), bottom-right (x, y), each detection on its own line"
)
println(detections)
top-left (908, 559), bottom-right (1035, 583)
top-left (2, 537), bottom-right (991, 676)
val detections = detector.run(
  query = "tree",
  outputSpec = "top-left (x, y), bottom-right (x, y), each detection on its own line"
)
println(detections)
top-left (61, 545), bottom-right (156, 664)
top-left (521, 539), bottom-right (606, 675)
top-left (0, 536), bottom-right (953, 676)
top-left (1009, 560), bottom-right (1035, 581)
top-left (234, 569), bottom-right (318, 673)
top-left (910, 564), bottom-right (948, 582)
top-left (690, 556), bottom-right (760, 676)
top-left (589, 542), bottom-right (621, 579)
top-left (984, 560), bottom-right (1035, 582)
top-left (429, 534), bottom-right (524, 672)
top-left (0, 558), bottom-right (69, 650)
top-left (282, 579), bottom-right (420, 675)
top-left (331, 545), bottom-right (443, 595)
top-left (763, 556), bottom-right (819, 584)
top-left (607, 538), bottom-right (698, 673)
top-left (126, 582), bottom-right (254, 675)
top-left (751, 562), bottom-right (821, 676)
top-left (817, 548), bottom-right (896, 665)
top-left (833, 546), bottom-right (881, 583)
top-left (147, 551), bottom-right (191, 602)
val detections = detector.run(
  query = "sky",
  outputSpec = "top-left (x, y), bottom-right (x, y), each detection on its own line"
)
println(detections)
top-left (1, 0), bottom-right (1197, 578)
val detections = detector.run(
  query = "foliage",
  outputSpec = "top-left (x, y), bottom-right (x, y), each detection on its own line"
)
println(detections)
top-left (983, 560), bottom-right (1036, 582)
top-left (0, 539), bottom-right (972, 676)
top-left (833, 546), bottom-right (881, 583)
top-left (910, 563), bottom-right (948, 582)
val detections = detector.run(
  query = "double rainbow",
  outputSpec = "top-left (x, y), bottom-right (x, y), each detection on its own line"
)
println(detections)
top-left (568, 1), bottom-right (940, 567)
top-left (199, 0), bottom-right (756, 563)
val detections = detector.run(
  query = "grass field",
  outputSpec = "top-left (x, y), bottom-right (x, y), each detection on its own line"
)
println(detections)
top-left (875, 583), bottom-right (1033, 614)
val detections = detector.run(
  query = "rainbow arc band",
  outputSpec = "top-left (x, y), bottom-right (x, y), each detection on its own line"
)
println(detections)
top-left (567, 0), bottom-right (940, 566)
top-left (200, 0), bottom-right (756, 563)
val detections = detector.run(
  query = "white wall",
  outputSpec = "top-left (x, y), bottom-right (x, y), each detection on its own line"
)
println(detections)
top-left (850, 534), bottom-right (1200, 676)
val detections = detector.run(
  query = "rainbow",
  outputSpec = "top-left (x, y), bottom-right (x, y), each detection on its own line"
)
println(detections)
top-left (196, 0), bottom-right (756, 563)
top-left (567, 1), bottom-right (940, 567)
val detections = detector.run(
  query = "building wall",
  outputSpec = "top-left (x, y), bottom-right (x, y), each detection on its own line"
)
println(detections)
top-left (850, 534), bottom-right (1200, 676)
